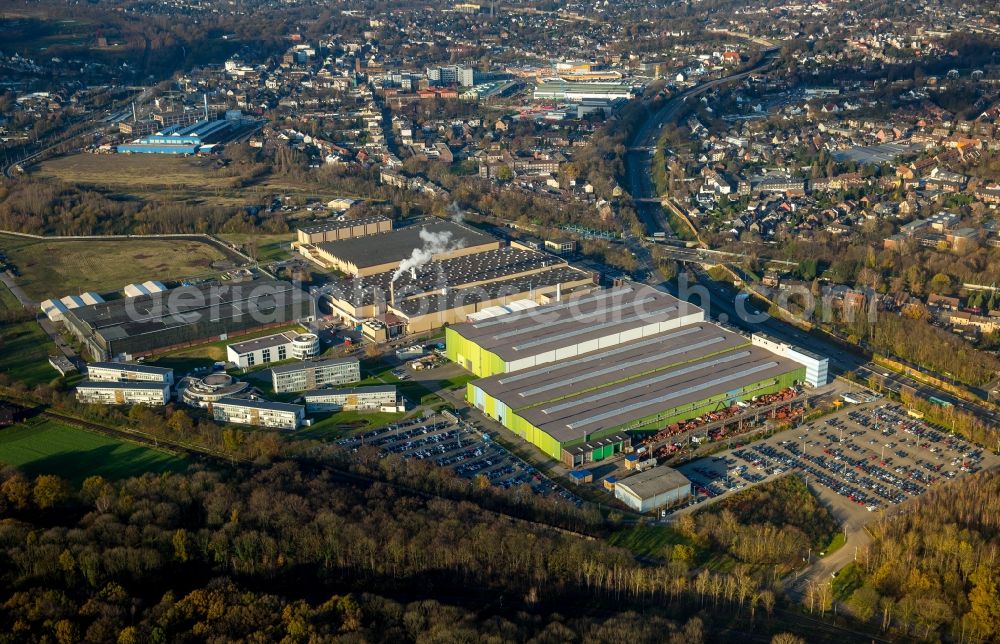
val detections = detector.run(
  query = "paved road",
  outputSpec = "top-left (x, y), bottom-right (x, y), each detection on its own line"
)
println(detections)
top-left (0, 272), bottom-right (35, 308)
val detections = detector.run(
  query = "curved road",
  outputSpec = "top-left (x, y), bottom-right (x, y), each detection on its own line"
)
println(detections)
top-left (625, 50), bottom-right (779, 241)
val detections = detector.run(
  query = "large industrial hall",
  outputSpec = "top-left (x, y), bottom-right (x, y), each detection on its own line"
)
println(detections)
top-left (447, 285), bottom-right (813, 464)
top-left (312, 221), bottom-right (598, 336)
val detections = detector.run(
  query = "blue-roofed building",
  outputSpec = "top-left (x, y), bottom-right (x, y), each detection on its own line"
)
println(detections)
top-left (117, 117), bottom-right (238, 155)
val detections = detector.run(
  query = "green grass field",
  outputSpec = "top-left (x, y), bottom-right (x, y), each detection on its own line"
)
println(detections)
top-left (608, 525), bottom-right (689, 559)
top-left (0, 319), bottom-right (61, 386)
top-left (297, 409), bottom-right (407, 440)
top-left (0, 419), bottom-right (188, 483)
top-left (217, 233), bottom-right (296, 262)
top-left (0, 235), bottom-right (229, 301)
top-left (0, 281), bottom-right (21, 313)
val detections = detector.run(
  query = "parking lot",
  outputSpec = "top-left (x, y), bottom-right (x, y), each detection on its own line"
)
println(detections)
top-left (336, 414), bottom-right (582, 505)
top-left (678, 401), bottom-right (998, 516)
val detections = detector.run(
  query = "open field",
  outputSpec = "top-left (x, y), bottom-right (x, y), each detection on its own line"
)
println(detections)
top-left (33, 153), bottom-right (375, 206)
top-left (0, 235), bottom-right (229, 301)
top-left (298, 410), bottom-right (408, 440)
top-left (34, 154), bottom-right (237, 191)
top-left (0, 319), bottom-right (61, 386)
top-left (0, 419), bottom-right (188, 483)
top-left (218, 233), bottom-right (296, 262)
top-left (0, 281), bottom-right (21, 313)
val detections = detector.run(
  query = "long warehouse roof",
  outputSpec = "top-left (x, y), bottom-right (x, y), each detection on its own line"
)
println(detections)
top-left (508, 346), bottom-right (799, 443)
top-left (449, 285), bottom-right (702, 361)
top-left (475, 323), bottom-right (749, 409)
top-left (317, 221), bottom-right (496, 269)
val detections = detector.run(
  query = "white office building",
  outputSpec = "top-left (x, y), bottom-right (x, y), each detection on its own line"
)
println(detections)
top-left (86, 362), bottom-right (174, 386)
top-left (303, 385), bottom-right (402, 413)
top-left (226, 331), bottom-right (320, 369)
top-left (271, 357), bottom-right (360, 393)
top-left (75, 381), bottom-right (171, 406)
top-left (211, 397), bottom-right (305, 430)
top-left (751, 333), bottom-right (829, 387)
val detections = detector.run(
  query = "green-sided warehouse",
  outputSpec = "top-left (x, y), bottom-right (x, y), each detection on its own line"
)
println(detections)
top-left (446, 286), bottom-right (811, 465)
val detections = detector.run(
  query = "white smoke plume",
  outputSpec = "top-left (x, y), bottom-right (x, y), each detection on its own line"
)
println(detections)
top-left (391, 227), bottom-right (465, 283)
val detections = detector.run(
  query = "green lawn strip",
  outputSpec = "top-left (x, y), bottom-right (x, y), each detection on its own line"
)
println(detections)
top-left (0, 419), bottom-right (188, 483)
top-left (0, 319), bottom-right (62, 386)
top-left (296, 410), bottom-right (407, 441)
top-left (831, 561), bottom-right (864, 601)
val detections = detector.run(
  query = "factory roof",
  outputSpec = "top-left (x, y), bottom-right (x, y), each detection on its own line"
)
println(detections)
top-left (449, 285), bottom-right (702, 361)
top-left (616, 466), bottom-right (691, 500)
top-left (475, 324), bottom-right (749, 409)
top-left (66, 280), bottom-right (310, 342)
top-left (298, 216), bottom-right (391, 234)
top-left (505, 346), bottom-right (799, 443)
top-left (327, 246), bottom-right (587, 308)
top-left (270, 356), bottom-right (359, 375)
top-left (391, 265), bottom-right (592, 318)
top-left (316, 220), bottom-right (496, 269)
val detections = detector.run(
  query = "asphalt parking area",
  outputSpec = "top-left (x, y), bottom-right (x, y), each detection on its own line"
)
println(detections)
top-left (336, 415), bottom-right (582, 504)
top-left (677, 401), bottom-right (997, 515)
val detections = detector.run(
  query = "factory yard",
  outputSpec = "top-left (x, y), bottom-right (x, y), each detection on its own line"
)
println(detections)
top-left (334, 414), bottom-right (582, 505)
top-left (677, 400), bottom-right (998, 520)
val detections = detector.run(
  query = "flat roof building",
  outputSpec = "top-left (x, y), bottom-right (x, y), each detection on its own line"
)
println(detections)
top-left (295, 216), bottom-right (392, 246)
top-left (302, 384), bottom-right (400, 413)
top-left (271, 357), bottom-right (360, 393)
top-left (751, 333), bottom-right (829, 387)
top-left (75, 380), bottom-right (171, 406)
top-left (226, 331), bottom-right (320, 369)
top-left (61, 279), bottom-right (312, 361)
top-left (300, 221), bottom-right (499, 277)
top-left (211, 397), bottom-right (304, 430)
top-left (86, 362), bottom-right (174, 385)
top-left (614, 466), bottom-right (691, 513)
top-left (321, 242), bottom-right (598, 336)
top-left (452, 286), bottom-right (809, 464)
top-left (446, 285), bottom-right (705, 378)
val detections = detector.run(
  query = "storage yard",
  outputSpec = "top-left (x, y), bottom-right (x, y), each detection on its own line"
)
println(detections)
top-left (676, 401), bottom-right (999, 518)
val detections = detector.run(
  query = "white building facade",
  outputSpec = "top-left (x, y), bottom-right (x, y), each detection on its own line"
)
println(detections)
top-left (211, 398), bottom-right (305, 429)
top-left (271, 357), bottom-right (360, 393)
top-left (75, 381), bottom-right (171, 406)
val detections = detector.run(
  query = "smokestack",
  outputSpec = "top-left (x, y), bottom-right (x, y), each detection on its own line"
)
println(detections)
top-left (556, 282), bottom-right (562, 302)
top-left (389, 281), bottom-right (395, 307)
top-left (132, 101), bottom-right (136, 122)
top-left (203, 93), bottom-right (208, 120)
